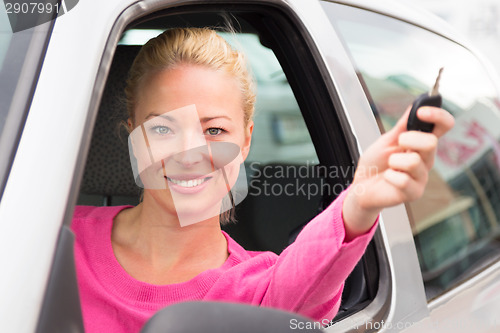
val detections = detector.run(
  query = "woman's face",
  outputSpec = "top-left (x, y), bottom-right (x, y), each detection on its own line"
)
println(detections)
top-left (129, 64), bottom-right (253, 226)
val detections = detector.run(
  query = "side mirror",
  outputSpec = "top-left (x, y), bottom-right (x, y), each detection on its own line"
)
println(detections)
top-left (141, 302), bottom-right (325, 333)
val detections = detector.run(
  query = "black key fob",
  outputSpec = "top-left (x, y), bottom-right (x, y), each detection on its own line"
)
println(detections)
top-left (406, 93), bottom-right (442, 133)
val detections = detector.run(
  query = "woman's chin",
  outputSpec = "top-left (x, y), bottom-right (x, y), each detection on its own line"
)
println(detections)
top-left (143, 170), bottom-right (233, 226)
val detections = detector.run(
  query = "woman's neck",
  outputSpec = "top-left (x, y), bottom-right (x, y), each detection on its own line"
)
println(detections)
top-left (110, 196), bottom-right (229, 285)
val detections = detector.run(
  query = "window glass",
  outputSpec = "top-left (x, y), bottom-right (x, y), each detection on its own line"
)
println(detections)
top-left (322, 2), bottom-right (500, 298)
top-left (0, 8), bottom-right (12, 66)
top-left (0, 6), bottom-right (16, 160)
top-left (0, 5), bottom-right (51, 198)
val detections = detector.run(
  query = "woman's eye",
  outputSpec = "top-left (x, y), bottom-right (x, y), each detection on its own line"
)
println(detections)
top-left (153, 126), bottom-right (171, 135)
top-left (206, 128), bottom-right (223, 136)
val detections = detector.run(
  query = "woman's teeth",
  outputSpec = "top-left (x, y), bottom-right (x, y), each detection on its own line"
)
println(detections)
top-left (167, 177), bottom-right (208, 188)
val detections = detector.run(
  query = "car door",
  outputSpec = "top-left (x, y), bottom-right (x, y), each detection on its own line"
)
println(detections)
top-left (321, 1), bottom-right (500, 332)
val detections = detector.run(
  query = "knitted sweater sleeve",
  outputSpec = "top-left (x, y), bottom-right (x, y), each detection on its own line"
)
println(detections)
top-left (260, 187), bottom-right (378, 321)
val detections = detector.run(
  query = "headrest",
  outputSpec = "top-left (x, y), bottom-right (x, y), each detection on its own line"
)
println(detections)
top-left (80, 45), bottom-right (142, 197)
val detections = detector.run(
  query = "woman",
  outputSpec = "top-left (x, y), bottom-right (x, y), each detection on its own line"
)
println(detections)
top-left (72, 28), bottom-right (454, 333)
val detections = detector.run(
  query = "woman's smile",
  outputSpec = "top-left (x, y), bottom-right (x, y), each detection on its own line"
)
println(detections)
top-left (165, 173), bottom-right (216, 195)
top-left (166, 175), bottom-right (212, 187)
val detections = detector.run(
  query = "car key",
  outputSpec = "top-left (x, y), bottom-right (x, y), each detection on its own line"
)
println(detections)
top-left (407, 68), bottom-right (443, 132)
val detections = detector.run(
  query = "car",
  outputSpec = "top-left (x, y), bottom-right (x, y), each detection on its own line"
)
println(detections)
top-left (1, 0), bottom-right (500, 332)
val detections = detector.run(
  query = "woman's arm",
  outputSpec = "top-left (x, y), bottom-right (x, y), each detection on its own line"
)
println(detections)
top-left (260, 106), bottom-right (454, 320)
top-left (260, 187), bottom-right (377, 321)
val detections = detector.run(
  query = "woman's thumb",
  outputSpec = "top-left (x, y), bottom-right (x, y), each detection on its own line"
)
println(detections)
top-left (386, 108), bottom-right (412, 140)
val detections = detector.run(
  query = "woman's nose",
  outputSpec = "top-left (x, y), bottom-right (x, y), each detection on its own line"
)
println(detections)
top-left (172, 133), bottom-right (207, 167)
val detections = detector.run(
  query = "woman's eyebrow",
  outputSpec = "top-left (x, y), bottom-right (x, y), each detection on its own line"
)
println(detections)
top-left (200, 115), bottom-right (232, 122)
top-left (145, 113), bottom-right (176, 122)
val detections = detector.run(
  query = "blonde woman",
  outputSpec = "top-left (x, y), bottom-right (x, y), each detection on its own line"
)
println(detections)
top-left (72, 28), bottom-right (454, 333)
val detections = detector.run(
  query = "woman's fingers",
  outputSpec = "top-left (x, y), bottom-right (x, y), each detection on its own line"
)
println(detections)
top-left (385, 151), bottom-right (428, 201)
top-left (386, 106), bottom-right (453, 142)
top-left (350, 105), bottom-right (454, 211)
top-left (383, 109), bottom-right (412, 143)
top-left (388, 152), bottom-right (428, 181)
top-left (416, 106), bottom-right (455, 137)
top-left (383, 168), bottom-right (425, 201)
top-left (398, 131), bottom-right (437, 169)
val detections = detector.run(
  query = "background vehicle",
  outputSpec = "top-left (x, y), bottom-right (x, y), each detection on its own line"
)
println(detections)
top-left (1, 0), bottom-right (500, 332)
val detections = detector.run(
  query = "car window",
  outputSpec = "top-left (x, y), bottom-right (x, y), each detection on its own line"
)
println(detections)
top-left (0, 10), bottom-right (12, 65)
top-left (0, 5), bottom-right (52, 199)
top-left (322, 2), bottom-right (500, 299)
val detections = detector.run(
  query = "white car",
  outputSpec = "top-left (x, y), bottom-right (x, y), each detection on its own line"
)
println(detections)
top-left (1, 0), bottom-right (500, 332)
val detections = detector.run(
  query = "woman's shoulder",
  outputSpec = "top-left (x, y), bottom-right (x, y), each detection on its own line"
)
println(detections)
top-left (71, 205), bottom-right (133, 231)
top-left (73, 205), bottom-right (132, 219)
top-left (72, 205), bottom-right (100, 219)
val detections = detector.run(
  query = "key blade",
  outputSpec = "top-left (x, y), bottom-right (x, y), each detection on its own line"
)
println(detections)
top-left (430, 67), bottom-right (444, 96)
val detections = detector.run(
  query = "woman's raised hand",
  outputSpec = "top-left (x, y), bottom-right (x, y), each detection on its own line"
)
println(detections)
top-left (342, 106), bottom-right (455, 241)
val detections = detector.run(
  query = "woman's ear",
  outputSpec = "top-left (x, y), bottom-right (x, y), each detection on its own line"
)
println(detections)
top-left (127, 118), bottom-right (134, 132)
top-left (241, 121), bottom-right (254, 161)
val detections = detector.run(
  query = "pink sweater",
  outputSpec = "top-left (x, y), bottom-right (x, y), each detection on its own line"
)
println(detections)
top-left (72, 189), bottom-right (377, 333)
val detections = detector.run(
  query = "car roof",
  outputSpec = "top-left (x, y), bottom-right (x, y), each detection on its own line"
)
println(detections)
top-left (129, 0), bottom-right (466, 48)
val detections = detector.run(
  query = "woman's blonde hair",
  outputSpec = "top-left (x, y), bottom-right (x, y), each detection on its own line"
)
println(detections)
top-left (125, 27), bottom-right (256, 126)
